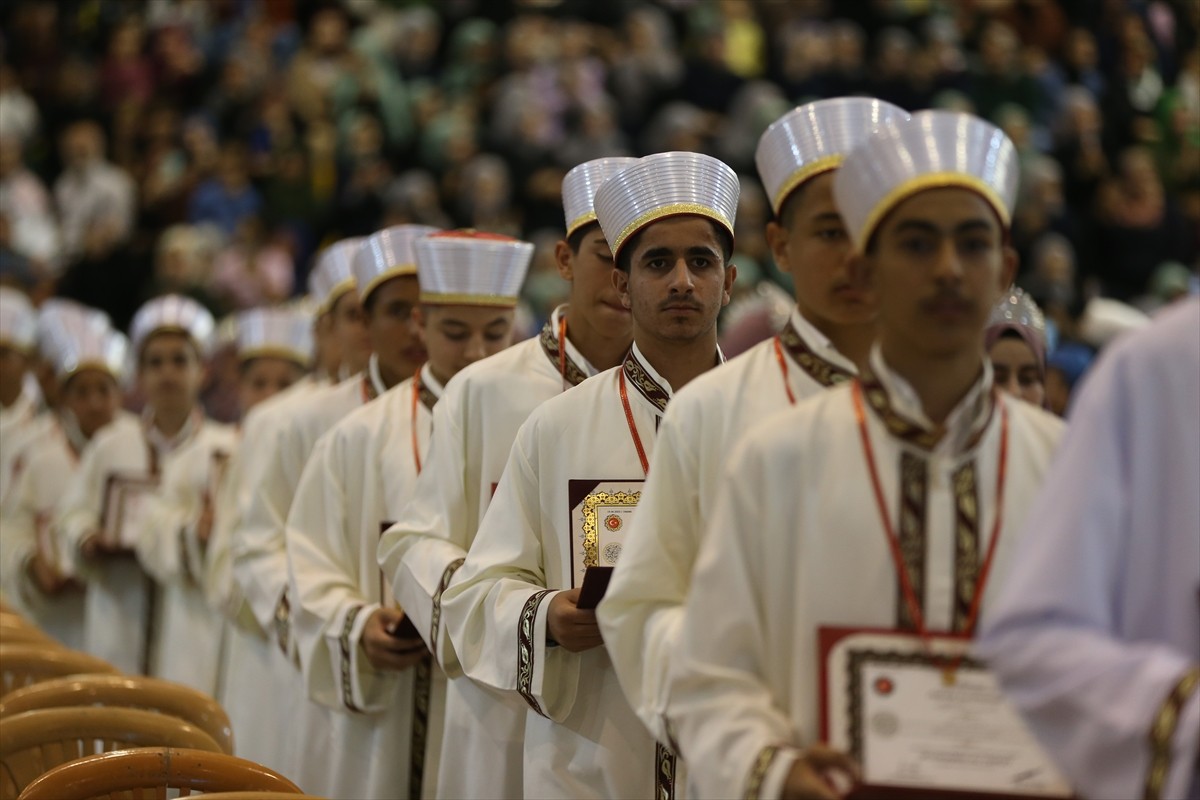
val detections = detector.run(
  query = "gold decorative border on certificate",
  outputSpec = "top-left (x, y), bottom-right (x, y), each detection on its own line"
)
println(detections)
top-left (581, 490), bottom-right (641, 568)
top-left (1144, 666), bottom-right (1200, 800)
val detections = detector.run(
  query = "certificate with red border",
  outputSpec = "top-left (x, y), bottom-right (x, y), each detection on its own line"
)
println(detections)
top-left (819, 627), bottom-right (1072, 799)
top-left (99, 472), bottom-right (160, 550)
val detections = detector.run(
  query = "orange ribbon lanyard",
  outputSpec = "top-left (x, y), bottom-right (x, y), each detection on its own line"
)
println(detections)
top-left (361, 376), bottom-right (373, 403)
top-left (851, 381), bottom-right (1009, 677)
top-left (558, 315), bottom-right (568, 388)
top-left (773, 335), bottom-right (797, 406)
top-left (410, 371), bottom-right (423, 475)
top-left (618, 369), bottom-right (651, 477)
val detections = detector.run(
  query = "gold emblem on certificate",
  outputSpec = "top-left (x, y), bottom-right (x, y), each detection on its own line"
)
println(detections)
top-left (99, 472), bottom-right (161, 550)
top-left (567, 479), bottom-right (643, 587)
top-left (819, 627), bottom-right (1072, 798)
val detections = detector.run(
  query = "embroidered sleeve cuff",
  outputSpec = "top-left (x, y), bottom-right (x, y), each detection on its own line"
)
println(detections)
top-left (743, 744), bottom-right (801, 800)
top-left (343, 601), bottom-right (399, 714)
top-left (517, 589), bottom-right (581, 723)
top-left (1146, 666), bottom-right (1200, 800)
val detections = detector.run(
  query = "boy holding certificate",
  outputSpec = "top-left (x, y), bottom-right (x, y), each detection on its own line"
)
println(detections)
top-left (439, 151), bottom-right (737, 798)
top-left (667, 112), bottom-right (1067, 799)
top-left (54, 293), bottom-right (229, 675)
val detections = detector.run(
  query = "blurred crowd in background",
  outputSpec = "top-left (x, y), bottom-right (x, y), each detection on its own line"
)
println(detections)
top-left (1, 0), bottom-right (1197, 397)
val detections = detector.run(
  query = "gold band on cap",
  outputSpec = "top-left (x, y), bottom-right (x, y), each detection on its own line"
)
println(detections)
top-left (565, 211), bottom-right (599, 238)
top-left (238, 346), bottom-right (310, 367)
top-left (318, 278), bottom-right (357, 315)
top-left (612, 202), bottom-right (735, 257)
top-left (419, 291), bottom-right (520, 308)
top-left (60, 360), bottom-right (121, 382)
top-left (771, 155), bottom-right (844, 216)
top-left (360, 265), bottom-right (418, 304)
top-left (857, 172), bottom-right (1012, 253)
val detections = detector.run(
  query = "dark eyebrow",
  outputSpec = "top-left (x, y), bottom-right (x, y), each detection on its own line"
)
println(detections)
top-left (639, 246), bottom-right (675, 261)
top-left (954, 219), bottom-right (996, 235)
top-left (892, 218), bottom-right (996, 236)
top-left (810, 212), bottom-right (843, 225)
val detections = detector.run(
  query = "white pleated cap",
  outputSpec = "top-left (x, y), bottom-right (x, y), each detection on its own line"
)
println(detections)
top-left (562, 157), bottom-right (639, 237)
top-left (833, 110), bottom-right (1020, 251)
top-left (594, 151), bottom-right (740, 260)
top-left (756, 98), bottom-right (910, 216)
top-left (35, 299), bottom-right (111, 360)
top-left (236, 307), bottom-right (313, 367)
top-left (307, 237), bottom-right (365, 314)
top-left (129, 294), bottom-right (216, 357)
top-left (40, 308), bottom-right (129, 383)
top-left (354, 224), bottom-right (440, 303)
top-left (415, 230), bottom-right (534, 307)
top-left (0, 287), bottom-right (37, 352)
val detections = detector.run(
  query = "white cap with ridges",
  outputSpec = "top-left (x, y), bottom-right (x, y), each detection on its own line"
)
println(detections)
top-left (40, 308), bottom-right (128, 383)
top-left (755, 98), bottom-right (909, 216)
top-left (593, 151), bottom-right (740, 260)
top-left (833, 110), bottom-right (1019, 251)
top-left (236, 307), bottom-right (313, 367)
top-left (129, 294), bottom-right (216, 356)
top-left (414, 230), bottom-right (534, 307)
top-left (307, 237), bottom-right (365, 314)
top-left (0, 287), bottom-right (36, 352)
top-left (353, 224), bottom-right (440, 303)
top-left (562, 157), bottom-right (639, 238)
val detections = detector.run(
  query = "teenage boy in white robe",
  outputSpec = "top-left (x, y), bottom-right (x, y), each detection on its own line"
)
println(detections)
top-left (1, 308), bottom-right (132, 648)
top-left (979, 298), bottom-right (1200, 800)
top-left (0, 287), bottom-right (52, 511)
top-left (236, 224), bottom-right (433, 793)
top-left (598, 100), bottom-right (908, 761)
top-left (378, 157), bottom-right (635, 800)
top-left (135, 307), bottom-right (311, 697)
top-left (287, 230), bottom-right (532, 799)
top-left (54, 294), bottom-right (230, 675)
top-left (667, 112), bottom-right (1066, 800)
top-left (442, 151), bottom-right (738, 799)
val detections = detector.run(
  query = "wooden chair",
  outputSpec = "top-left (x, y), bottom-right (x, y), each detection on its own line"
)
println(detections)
top-left (16, 747), bottom-right (303, 800)
top-left (190, 794), bottom-right (321, 800)
top-left (0, 708), bottom-right (222, 800)
top-left (0, 645), bottom-right (118, 700)
top-left (0, 675), bottom-right (234, 754)
top-left (0, 623), bottom-right (57, 647)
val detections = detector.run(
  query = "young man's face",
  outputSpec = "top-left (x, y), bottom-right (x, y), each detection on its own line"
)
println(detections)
top-left (61, 369), bottom-right (121, 439)
top-left (239, 356), bottom-right (304, 413)
top-left (614, 215), bottom-right (736, 344)
top-left (415, 304), bottom-right (515, 385)
top-left (864, 188), bottom-right (1016, 360)
top-left (138, 332), bottom-right (205, 413)
top-left (0, 344), bottom-right (29, 405)
top-left (329, 290), bottom-right (372, 375)
top-left (365, 275), bottom-right (424, 383)
top-left (768, 171), bottom-right (876, 328)
top-left (559, 224), bottom-right (631, 339)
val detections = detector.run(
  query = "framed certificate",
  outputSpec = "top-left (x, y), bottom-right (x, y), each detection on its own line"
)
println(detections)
top-left (567, 479), bottom-right (643, 588)
top-left (819, 627), bottom-right (1072, 799)
top-left (99, 472), bottom-right (160, 551)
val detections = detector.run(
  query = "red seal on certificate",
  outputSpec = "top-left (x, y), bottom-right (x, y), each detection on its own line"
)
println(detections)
top-left (604, 514), bottom-right (623, 532)
top-left (873, 676), bottom-right (894, 696)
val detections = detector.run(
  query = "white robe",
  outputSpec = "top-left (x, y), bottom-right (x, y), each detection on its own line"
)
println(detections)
top-left (442, 343), bottom-right (709, 799)
top-left (598, 310), bottom-right (855, 746)
top-left (668, 350), bottom-right (1064, 799)
top-left (53, 411), bottom-right (230, 675)
top-left (285, 363), bottom-right (444, 799)
top-left (0, 383), bottom-right (49, 508)
top-left (0, 413), bottom-right (137, 648)
top-left (379, 306), bottom-right (597, 800)
top-left (232, 360), bottom-right (385, 795)
top-left (978, 298), bottom-right (1200, 800)
top-left (134, 421), bottom-right (237, 695)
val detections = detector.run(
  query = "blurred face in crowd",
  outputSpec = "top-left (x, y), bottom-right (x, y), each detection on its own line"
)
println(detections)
top-left (310, 8), bottom-right (348, 55)
top-left (414, 304), bottom-right (515, 386)
top-left (138, 332), bottom-right (205, 415)
top-left (558, 223), bottom-right (631, 343)
top-left (238, 356), bottom-right (305, 413)
top-left (61, 369), bottom-right (121, 439)
top-left (614, 216), bottom-right (736, 345)
top-left (769, 171), bottom-right (876, 332)
top-left (0, 344), bottom-right (30, 407)
top-left (61, 122), bottom-right (104, 171)
top-left (0, 136), bottom-right (21, 178)
top-left (327, 290), bottom-right (371, 377)
top-left (363, 276), bottom-right (424, 388)
top-left (989, 333), bottom-right (1045, 407)
top-left (862, 188), bottom-right (1016, 362)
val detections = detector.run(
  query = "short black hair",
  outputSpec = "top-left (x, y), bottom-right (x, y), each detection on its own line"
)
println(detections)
top-left (615, 218), bottom-right (734, 272)
top-left (566, 221), bottom-right (601, 254)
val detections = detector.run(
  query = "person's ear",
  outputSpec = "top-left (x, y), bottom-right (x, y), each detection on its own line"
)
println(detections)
top-left (612, 268), bottom-right (631, 309)
top-left (554, 240), bottom-right (574, 281)
top-left (721, 263), bottom-right (738, 307)
top-left (765, 220), bottom-right (789, 268)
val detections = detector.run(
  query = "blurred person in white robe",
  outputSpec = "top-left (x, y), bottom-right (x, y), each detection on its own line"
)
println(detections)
top-left (978, 297), bottom-right (1200, 800)
top-left (53, 294), bottom-right (228, 675)
top-left (286, 230), bottom-right (531, 799)
top-left (377, 157), bottom-right (635, 800)
top-left (1, 307), bottom-right (132, 648)
top-left (0, 287), bottom-right (51, 512)
top-left (235, 225), bottom-right (432, 794)
top-left (597, 100), bottom-right (908, 770)
top-left (667, 112), bottom-right (1066, 800)
top-left (441, 151), bottom-right (738, 799)
top-left (135, 307), bottom-right (311, 696)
